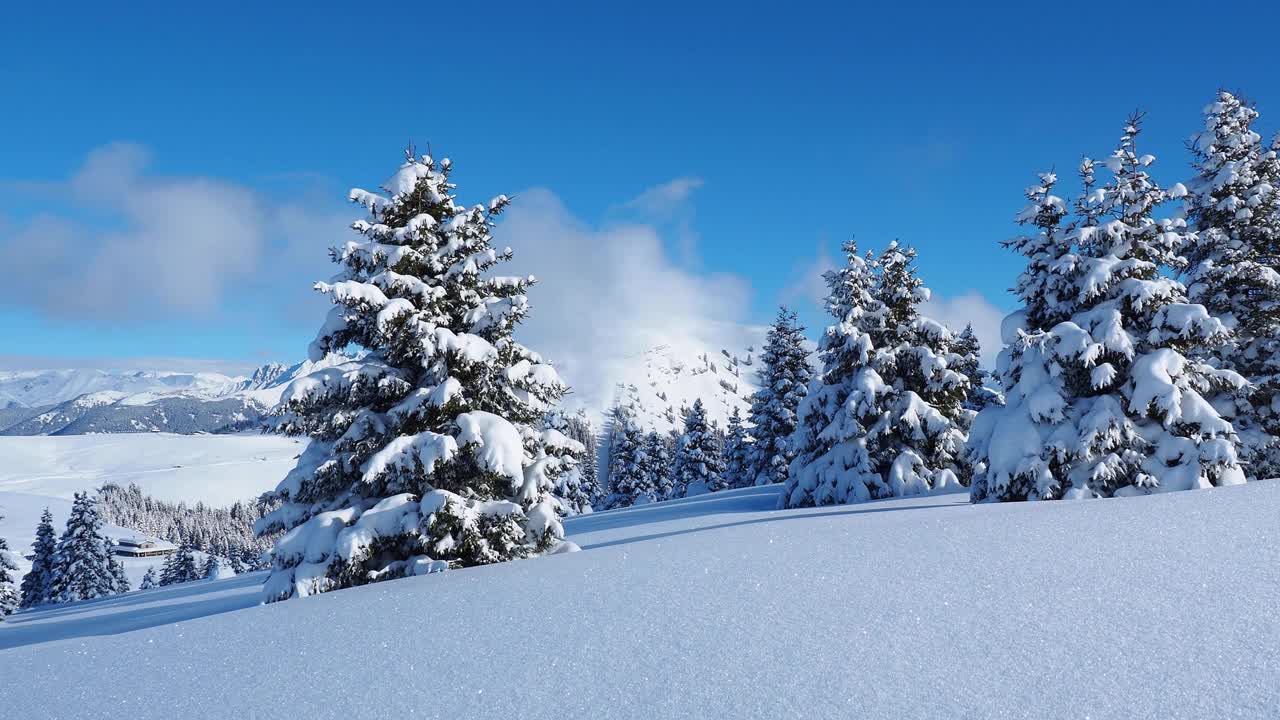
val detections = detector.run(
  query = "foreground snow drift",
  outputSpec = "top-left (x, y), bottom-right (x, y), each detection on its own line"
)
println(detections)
top-left (2, 483), bottom-right (1277, 719)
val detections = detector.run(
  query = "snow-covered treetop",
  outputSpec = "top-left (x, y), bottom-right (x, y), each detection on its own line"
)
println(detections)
top-left (1006, 170), bottom-right (1074, 329)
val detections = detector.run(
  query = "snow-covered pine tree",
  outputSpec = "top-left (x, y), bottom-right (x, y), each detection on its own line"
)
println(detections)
top-left (782, 240), bottom-right (889, 507)
top-left (160, 542), bottom-right (199, 586)
top-left (722, 406), bottom-right (753, 489)
top-left (105, 539), bottom-right (130, 594)
top-left (1184, 91), bottom-right (1280, 481)
top-left (642, 431), bottom-right (674, 501)
top-left (968, 167), bottom-right (1078, 503)
top-left (19, 508), bottom-right (57, 608)
top-left (604, 406), bottom-right (651, 508)
top-left (0, 522), bottom-right (18, 619)
top-left (541, 410), bottom-right (595, 515)
top-left (671, 399), bottom-right (726, 497)
top-left (951, 324), bottom-right (1000, 413)
top-left (47, 492), bottom-right (120, 604)
top-left (748, 306), bottom-right (812, 486)
top-left (257, 149), bottom-right (574, 602)
top-left (970, 115), bottom-right (1245, 501)
top-left (139, 567), bottom-right (159, 590)
top-left (202, 554), bottom-right (221, 580)
top-left (868, 241), bottom-right (970, 494)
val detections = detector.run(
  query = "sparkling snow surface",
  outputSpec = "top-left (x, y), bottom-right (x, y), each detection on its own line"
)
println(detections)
top-left (2, 483), bottom-right (1278, 719)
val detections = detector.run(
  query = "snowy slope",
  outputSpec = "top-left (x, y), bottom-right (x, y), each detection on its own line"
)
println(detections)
top-left (0, 433), bottom-right (304, 508)
top-left (2, 482), bottom-right (1276, 719)
top-left (600, 342), bottom-right (759, 435)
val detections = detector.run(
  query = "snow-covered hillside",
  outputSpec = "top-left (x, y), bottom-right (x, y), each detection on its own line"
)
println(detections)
top-left (0, 433), bottom-right (304, 509)
top-left (2, 482), bottom-right (1275, 719)
top-left (600, 342), bottom-right (759, 435)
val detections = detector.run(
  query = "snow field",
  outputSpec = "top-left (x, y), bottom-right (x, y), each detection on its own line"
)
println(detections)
top-left (1, 482), bottom-right (1276, 719)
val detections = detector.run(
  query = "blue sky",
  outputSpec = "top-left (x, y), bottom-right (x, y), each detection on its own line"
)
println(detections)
top-left (3, 0), bottom-right (1279, 373)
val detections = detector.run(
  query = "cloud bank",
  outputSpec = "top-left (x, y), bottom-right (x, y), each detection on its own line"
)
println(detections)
top-left (497, 186), bottom-right (756, 414)
top-left (0, 144), bottom-right (344, 320)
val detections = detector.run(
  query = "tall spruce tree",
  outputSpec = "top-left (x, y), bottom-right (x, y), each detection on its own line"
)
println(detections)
top-left (970, 116), bottom-right (1245, 501)
top-left (47, 492), bottom-right (120, 604)
top-left (642, 431), bottom-right (674, 501)
top-left (722, 406), bottom-right (753, 489)
top-left (257, 150), bottom-right (574, 602)
top-left (605, 406), bottom-right (652, 508)
top-left (0, 522), bottom-right (18, 619)
top-left (748, 306), bottom-right (812, 486)
top-left (968, 168), bottom-right (1079, 502)
top-left (19, 508), bottom-right (57, 609)
top-left (783, 240), bottom-right (889, 507)
top-left (1184, 91), bottom-right (1280, 480)
top-left (869, 242), bottom-right (971, 494)
top-left (672, 399), bottom-right (726, 497)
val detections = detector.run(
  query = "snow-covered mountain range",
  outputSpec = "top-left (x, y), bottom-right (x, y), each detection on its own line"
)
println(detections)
top-left (0, 359), bottom-right (342, 435)
top-left (0, 341), bottom-right (761, 437)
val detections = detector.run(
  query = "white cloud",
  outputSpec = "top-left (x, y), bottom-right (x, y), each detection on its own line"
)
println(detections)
top-left (619, 176), bottom-right (704, 219)
top-left (496, 187), bottom-right (755, 416)
top-left (0, 144), bottom-right (347, 321)
top-left (0, 144), bottom-right (265, 317)
top-left (922, 290), bottom-right (1006, 367)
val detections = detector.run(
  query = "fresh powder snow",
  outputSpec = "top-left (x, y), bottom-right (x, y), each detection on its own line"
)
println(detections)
top-left (1, 482), bottom-right (1275, 719)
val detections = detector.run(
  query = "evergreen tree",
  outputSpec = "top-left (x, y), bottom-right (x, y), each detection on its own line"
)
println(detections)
top-left (869, 242), bottom-right (971, 493)
top-left (672, 399), bottom-right (726, 497)
top-left (968, 167), bottom-right (1082, 502)
top-left (1184, 91), bottom-right (1280, 480)
top-left (951, 324), bottom-right (1000, 412)
top-left (784, 240), bottom-right (972, 508)
top-left (105, 538), bottom-right (130, 594)
top-left (258, 149), bottom-right (573, 602)
top-left (783, 240), bottom-right (888, 507)
top-left (0, 521), bottom-right (18, 619)
top-left (47, 492), bottom-right (120, 604)
top-left (722, 406), bottom-right (753, 489)
top-left (542, 410), bottom-right (596, 515)
top-left (641, 431), bottom-right (674, 502)
top-left (1005, 171), bottom-right (1074, 329)
top-left (202, 553), bottom-right (221, 580)
top-left (19, 508), bottom-right (57, 609)
top-left (970, 115), bottom-right (1245, 501)
top-left (604, 406), bottom-right (651, 508)
top-left (160, 542), bottom-right (199, 586)
top-left (747, 306), bottom-right (812, 486)
top-left (139, 567), bottom-right (159, 591)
